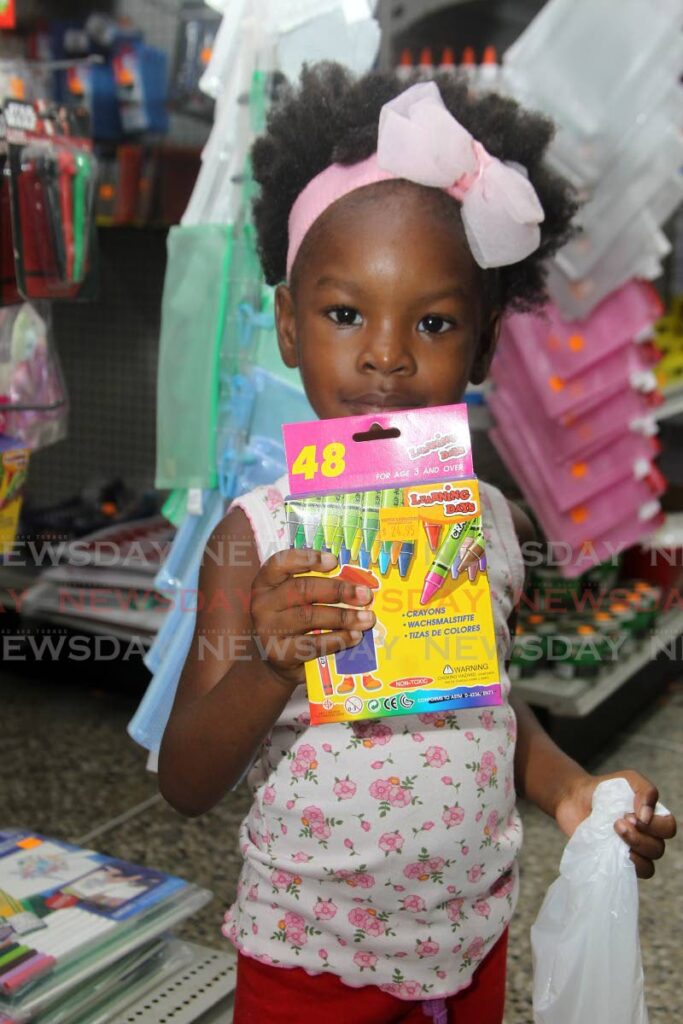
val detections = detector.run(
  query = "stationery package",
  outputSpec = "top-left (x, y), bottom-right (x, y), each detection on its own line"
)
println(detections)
top-left (282, 404), bottom-right (501, 726)
top-left (3, 100), bottom-right (98, 304)
top-left (0, 439), bottom-right (29, 557)
top-left (0, 829), bottom-right (210, 1022)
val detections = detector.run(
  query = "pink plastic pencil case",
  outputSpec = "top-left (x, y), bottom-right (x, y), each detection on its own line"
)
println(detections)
top-left (490, 383), bottom-right (660, 511)
top-left (488, 362), bottom-right (661, 465)
top-left (492, 333), bottom-right (659, 422)
top-left (499, 279), bottom-right (662, 381)
top-left (490, 427), bottom-right (663, 578)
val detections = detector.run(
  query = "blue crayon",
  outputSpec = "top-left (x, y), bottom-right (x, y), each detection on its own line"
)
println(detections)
top-left (378, 547), bottom-right (391, 576)
top-left (339, 544), bottom-right (352, 566)
top-left (359, 545), bottom-right (371, 569)
top-left (398, 542), bottom-right (414, 578)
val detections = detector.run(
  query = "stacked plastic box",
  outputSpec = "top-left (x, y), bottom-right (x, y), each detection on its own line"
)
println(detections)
top-left (501, 0), bottom-right (683, 321)
top-left (490, 281), bottom-right (667, 577)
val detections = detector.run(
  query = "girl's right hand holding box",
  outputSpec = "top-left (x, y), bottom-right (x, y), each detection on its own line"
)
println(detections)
top-left (250, 547), bottom-right (375, 688)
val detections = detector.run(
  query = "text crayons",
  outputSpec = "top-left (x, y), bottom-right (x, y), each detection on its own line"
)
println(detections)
top-left (421, 519), bottom-right (475, 604)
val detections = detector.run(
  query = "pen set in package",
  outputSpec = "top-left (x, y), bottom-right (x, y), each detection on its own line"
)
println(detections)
top-left (283, 404), bottom-right (501, 725)
top-left (2, 100), bottom-right (98, 303)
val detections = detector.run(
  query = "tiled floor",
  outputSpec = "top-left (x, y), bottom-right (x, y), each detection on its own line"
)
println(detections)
top-left (2, 670), bottom-right (681, 1022)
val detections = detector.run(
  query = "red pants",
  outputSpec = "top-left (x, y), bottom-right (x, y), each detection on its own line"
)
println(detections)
top-left (233, 929), bottom-right (508, 1023)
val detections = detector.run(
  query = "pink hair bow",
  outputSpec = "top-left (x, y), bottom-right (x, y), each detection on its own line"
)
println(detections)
top-left (377, 82), bottom-right (545, 269)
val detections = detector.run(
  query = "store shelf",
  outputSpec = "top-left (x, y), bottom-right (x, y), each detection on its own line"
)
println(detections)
top-left (513, 608), bottom-right (683, 718)
top-left (117, 942), bottom-right (236, 1024)
top-left (654, 384), bottom-right (683, 421)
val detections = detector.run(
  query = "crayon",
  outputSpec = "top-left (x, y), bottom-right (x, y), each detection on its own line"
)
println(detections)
top-left (398, 541), bottom-right (415, 579)
top-left (318, 653), bottom-right (333, 697)
top-left (378, 547), bottom-right (391, 576)
top-left (343, 492), bottom-right (363, 561)
top-left (339, 544), bottom-right (352, 566)
top-left (423, 521), bottom-right (443, 552)
top-left (390, 540), bottom-right (402, 565)
top-left (323, 494), bottom-right (344, 556)
top-left (381, 488), bottom-right (404, 556)
top-left (287, 503), bottom-right (303, 548)
top-left (302, 495), bottom-right (323, 548)
top-left (370, 537), bottom-right (382, 565)
top-left (359, 545), bottom-right (371, 569)
top-left (361, 491), bottom-right (382, 553)
top-left (421, 519), bottom-right (476, 605)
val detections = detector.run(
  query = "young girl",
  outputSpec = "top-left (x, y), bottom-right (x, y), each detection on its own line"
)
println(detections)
top-left (158, 64), bottom-right (676, 1023)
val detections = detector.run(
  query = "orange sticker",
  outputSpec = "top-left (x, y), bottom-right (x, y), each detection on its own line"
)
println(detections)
top-left (570, 506), bottom-right (588, 524)
top-left (570, 462), bottom-right (587, 478)
top-left (568, 334), bottom-right (585, 352)
top-left (17, 837), bottom-right (43, 849)
top-left (548, 375), bottom-right (565, 392)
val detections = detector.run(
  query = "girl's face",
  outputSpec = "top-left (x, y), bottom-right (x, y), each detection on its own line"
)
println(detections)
top-left (275, 182), bottom-right (499, 421)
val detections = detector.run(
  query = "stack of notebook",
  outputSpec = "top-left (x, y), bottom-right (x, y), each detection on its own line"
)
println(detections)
top-left (0, 829), bottom-right (211, 1023)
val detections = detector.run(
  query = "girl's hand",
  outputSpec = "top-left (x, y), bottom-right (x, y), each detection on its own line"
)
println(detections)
top-left (554, 769), bottom-right (677, 879)
top-left (250, 548), bottom-right (375, 688)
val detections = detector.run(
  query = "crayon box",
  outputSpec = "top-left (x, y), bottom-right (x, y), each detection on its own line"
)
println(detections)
top-left (282, 404), bottom-right (501, 725)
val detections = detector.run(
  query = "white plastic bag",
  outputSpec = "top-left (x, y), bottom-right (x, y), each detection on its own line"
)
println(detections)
top-left (531, 778), bottom-right (668, 1024)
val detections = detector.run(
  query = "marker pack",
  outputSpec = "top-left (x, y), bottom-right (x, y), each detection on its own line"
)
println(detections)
top-left (282, 404), bottom-right (501, 726)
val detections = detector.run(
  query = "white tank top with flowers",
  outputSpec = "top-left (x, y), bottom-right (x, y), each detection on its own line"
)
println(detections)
top-left (222, 474), bottom-right (525, 1001)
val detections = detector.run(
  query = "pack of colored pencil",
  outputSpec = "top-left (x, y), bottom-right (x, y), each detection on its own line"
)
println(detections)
top-left (283, 404), bottom-right (501, 725)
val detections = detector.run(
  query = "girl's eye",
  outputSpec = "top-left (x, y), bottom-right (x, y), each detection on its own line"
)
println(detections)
top-left (418, 315), bottom-right (456, 335)
top-left (326, 306), bottom-right (363, 327)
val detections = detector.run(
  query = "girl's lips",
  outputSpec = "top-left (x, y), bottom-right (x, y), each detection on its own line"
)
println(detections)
top-left (343, 394), bottom-right (421, 413)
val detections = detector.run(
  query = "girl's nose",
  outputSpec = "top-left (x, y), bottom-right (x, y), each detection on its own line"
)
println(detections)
top-left (357, 330), bottom-right (416, 376)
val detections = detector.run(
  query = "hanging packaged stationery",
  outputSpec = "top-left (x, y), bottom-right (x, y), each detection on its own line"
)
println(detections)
top-left (0, 303), bottom-right (68, 450)
top-left (0, 115), bottom-right (20, 307)
top-left (170, 2), bottom-right (221, 120)
top-left (113, 41), bottom-right (169, 136)
top-left (0, 437), bottom-right (29, 557)
top-left (283, 404), bottom-right (501, 726)
top-left (5, 99), bottom-right (98, 301)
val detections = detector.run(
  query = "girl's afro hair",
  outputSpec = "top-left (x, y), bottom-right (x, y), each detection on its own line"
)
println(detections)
top-left (251, 62), bottom-right (577, 312)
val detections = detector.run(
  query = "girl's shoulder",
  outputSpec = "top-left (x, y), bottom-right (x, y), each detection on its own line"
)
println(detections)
top-left (228, 473), bottom-right (290, 564)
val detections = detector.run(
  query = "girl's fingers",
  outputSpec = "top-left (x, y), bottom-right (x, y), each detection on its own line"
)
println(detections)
top-left (255, 548), bottom-right (338, 589)
top-left (615, 818), bottom-right (665, 862)
top-left (630, 852), bottom-right (656, 880)
top-left (272, 603), bottom-right (375, 638)
top-left (264, 629), bottom-right (364, 666)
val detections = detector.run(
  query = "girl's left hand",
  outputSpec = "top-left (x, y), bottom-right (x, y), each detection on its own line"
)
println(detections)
top-left (554, 769), bottom-right (677, 879)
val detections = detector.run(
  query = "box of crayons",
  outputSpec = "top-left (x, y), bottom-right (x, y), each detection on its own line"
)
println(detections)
top-left (282, 404), bottom-right (502, 725)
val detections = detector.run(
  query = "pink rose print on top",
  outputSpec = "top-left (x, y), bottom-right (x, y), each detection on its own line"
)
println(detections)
top-left (466, 750), bottom-right (499, 795)
top-left (349, 721), bottom-right (393, 749)
top-left (332, 776), bottom-right (357, 801)
top-left (401, 894), bottom-right (426, 913)
top-left (467, 864), bottom-right (486, 885)
top-left (265, 487), bottom-right (283, 511)
top-left (422, 745), bottom-right (449, 768)
top-left (490, 870), bottom-right (515, 901)
top-left (353, 950), bottom-right (378, 971)
top-left (270, 869), bottom-right (301, 899)
top-left (348, 907), bottom-right (394, 942)
top-left (288, 743), bottom-right (319, 784)
top-left (262, 785), bottom-right (275, 806)
top-left (461, 935), bottom-right (487, 969)
top-left (482, 809), bottom-right (502, 848)
top-left (299, 805), bottom-right (342, 848)
top-left (369, 776), bottom-right (420, 817)
top-left (403, 848), bottom-right (452, 884)
top-left (443, 897), bottom-right (466, 930)
top-left (473, 900), bottom-right (490, 918)
top-left (313, 898), bottom-right (338, 921)
top-left (415, 938), bottom-right (440, 958)
top-left (442, 804), bottom-right (465, 829)
top-left (378, 830), bottom-right (405, 856)
top-left (330, 866), bottom-right (376, 890)
top-left (479, 709), bottom-right (495, 731)
top-left (271, 910), bottom-right (320, 953)
top-left (381, 976), bottom-right (425, 999)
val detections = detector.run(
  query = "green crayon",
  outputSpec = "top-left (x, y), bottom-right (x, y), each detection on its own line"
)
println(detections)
top-left (381, 488), bottom-right (404, 556)
top-left (420, 518), bottom-right (476, 604)
top-left (362, 490), bottom-right (382, 554)
top-left (343, 491), bottom-right (364, 556)
top-left (323, 493), bottom-right (344, 556)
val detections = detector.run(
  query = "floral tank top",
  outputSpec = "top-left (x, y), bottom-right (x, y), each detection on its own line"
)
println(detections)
top-left (222, 474), bottom-right (525, 1001)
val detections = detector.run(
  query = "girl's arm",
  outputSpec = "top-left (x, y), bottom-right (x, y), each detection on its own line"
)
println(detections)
top-left (506, 499), bottom-right (676, 877)
top-left (158, 507), bottom-right (374, 817)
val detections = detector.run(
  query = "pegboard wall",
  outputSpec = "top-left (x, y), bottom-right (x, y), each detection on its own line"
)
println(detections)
top-left (20, 0), bottom-right (213, 508)
top-left (25, 228), bottom-right (167, 506)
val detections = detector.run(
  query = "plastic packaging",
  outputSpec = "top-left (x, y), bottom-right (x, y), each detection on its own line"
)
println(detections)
top-left (155, 224), bottom-right (232, 490)
top-left (532, 778), bottom-right (669, 1024)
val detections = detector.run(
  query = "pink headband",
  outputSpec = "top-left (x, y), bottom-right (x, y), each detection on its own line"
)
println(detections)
top-left (286, 81), bottom-right (545, 279)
